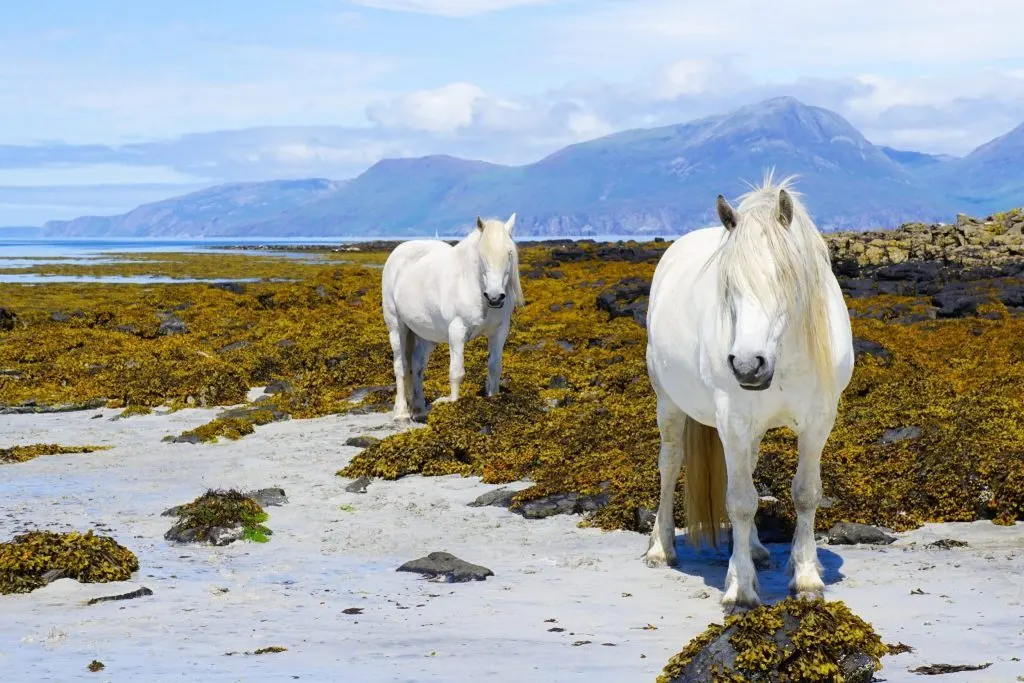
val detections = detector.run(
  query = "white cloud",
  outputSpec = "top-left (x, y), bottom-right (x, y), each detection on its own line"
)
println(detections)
top-left (345, 0), bottom-right (567, 17)
top-left (367, 82), bottom-right (529, 135)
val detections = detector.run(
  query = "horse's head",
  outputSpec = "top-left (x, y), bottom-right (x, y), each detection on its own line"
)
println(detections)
top-left (714, 180), bottom-right (831, 393)
top-left (475, 213), bottom-right (523, 310)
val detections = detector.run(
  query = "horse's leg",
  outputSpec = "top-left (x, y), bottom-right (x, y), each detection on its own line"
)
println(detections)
top-left (719, 418), bottom-right (762, 612)
top-left (643, 392), bottom-right (685, 568)
top-left (485, 322), bottom-right (509, 397)
top-left (411, 337), bottom-right (434, 419)
top-left (434, 319), bottom-right (467, 404)
top-left (789, 420), bottom-right (829, 599)
top-left (748, 435), bottom-right (771, 569)
top-left (387, 320), bottom-right (412, 422)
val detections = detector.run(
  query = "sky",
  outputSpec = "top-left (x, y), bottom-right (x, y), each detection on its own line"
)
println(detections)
top-left (2, 0), bottom-right (1024, 226)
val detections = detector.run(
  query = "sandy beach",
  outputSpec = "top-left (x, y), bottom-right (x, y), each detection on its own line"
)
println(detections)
top-left (1, 401), bottom-right (1022, 683)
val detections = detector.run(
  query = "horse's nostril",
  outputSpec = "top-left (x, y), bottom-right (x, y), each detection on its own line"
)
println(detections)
top-left (727, 354), bottom-right (736, 369)
top-left (755, 355), bottom-right (766, 369)
top-left (497, 293), bottom-right (505, 301)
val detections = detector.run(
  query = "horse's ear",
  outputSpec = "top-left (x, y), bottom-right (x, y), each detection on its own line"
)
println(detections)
top-left (476, 216), bottom-right (485, 232)
top-left (716, 195), bottom-right (737, 231)
top-left (778, 189), bottom-right (794, 228)
top-left (505, 212), bottom-right (516, 235)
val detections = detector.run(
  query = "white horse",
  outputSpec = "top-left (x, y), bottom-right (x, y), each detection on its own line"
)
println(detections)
top-left (643, 176), bottom-right (854, 612)
top-left (381, 214), bottom-right (524, 422)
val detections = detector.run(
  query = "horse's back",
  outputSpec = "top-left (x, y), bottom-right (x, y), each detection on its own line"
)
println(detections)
top-left (382, 239), bottom-right (451, 320)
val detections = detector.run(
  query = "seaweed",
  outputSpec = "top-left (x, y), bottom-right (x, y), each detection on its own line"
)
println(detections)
top-left (0, 530), bottom-right (139, 594)
top-left (0, 443), bottom-right (111, 464)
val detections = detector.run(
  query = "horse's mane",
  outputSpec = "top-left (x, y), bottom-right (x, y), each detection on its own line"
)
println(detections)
top-left (714, 172), bottom-right (836, 400)
top-left (463, 218), bottom-right (525, 309)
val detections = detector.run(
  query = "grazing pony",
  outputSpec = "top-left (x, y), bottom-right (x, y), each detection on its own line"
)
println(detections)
top-left (381, 214), bottom-right (524, 421)
top-left (642, 176), bottom-right (854, 612)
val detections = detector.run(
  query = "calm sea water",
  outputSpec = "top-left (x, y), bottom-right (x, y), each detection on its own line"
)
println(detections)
top-left (0, 236), bottom-right (657, 284)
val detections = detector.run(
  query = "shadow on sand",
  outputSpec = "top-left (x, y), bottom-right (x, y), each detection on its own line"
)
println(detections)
top-left (669, 535), bottom-right (846, 603)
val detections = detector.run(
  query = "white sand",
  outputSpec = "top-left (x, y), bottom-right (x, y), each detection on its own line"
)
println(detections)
top-left (1, 404), bottom-right (1022, 682)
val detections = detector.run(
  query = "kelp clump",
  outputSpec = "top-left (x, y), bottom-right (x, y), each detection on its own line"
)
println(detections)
top-left (164, 489), bottom-right (272, 544)
top-left (0, 443), bottom-right (110, 465)
top-left (657, 598), bottom-right (888, 683)
top-left (0, 530), bottom-right (139, 594)
top-left (168, 406), bottom-right (287, 443)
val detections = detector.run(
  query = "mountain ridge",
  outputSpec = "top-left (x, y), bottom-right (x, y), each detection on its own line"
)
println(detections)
top-left (39, 97), bottom-right (1024, 238)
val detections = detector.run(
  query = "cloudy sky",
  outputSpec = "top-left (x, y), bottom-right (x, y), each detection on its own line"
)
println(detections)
top-left (2, 0), bottom-right (1023, 225)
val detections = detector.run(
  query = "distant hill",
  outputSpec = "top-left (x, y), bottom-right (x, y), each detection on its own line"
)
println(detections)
top-left (39, 97), bottom-right (1024, 238)
top-left (42, 179), bottom-right (342, 238)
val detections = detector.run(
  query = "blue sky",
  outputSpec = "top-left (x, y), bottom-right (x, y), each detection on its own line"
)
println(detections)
top-left (2, 0), bottom-right (1024, 225)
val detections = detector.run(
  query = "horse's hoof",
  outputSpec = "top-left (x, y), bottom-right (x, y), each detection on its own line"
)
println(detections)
top-left (722, 595), bottom-right (760, 615)
top-left (642, 549), bottom-right (677, 568)
top-left (793, 589), bottom-right (825, 602)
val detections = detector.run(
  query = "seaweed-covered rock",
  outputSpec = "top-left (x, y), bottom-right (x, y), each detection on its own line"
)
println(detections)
top-left (164, 489), bottom-right (274, 545)
top-left (0, 530), bottom-right (139, 595)
top-left (468, 487), bottom-right (517, 508)
top-left (657, 598), bottom-right (888, 683)
top-left (596, 277), bottom-right (650, 328)
top-left (156, 313), bottom-right (188, 336)
top-left (396, 552), bottom-right (493, 582)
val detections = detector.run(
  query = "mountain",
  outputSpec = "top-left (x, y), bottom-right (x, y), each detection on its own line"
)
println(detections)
top-left (39, 97), bottom-right (1024, 238)
top-left (42, 178), bottom-right (342, 238)
top-left (939, 122), bottom-right (1024, 213)
top-left (880, 146), bottom-right (958, 170)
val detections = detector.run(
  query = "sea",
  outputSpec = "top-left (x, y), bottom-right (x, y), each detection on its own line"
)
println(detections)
top-left (0, 235), bottom-right (657, 284)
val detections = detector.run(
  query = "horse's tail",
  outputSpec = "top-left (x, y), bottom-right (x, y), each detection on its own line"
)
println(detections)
top-left (682, 416), bottom-right (728, 549)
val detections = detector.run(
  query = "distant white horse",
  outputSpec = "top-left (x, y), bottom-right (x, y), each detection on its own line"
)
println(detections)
top-left (643, 176), bottom-right (854, 612)
top-left (381, 214), bottom-right (524, 421)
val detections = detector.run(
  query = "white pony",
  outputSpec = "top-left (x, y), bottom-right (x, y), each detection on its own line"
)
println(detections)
top-left (643, 175), bottom-right (854, 612)
top-left (381, 214), bottom-right (524, 421)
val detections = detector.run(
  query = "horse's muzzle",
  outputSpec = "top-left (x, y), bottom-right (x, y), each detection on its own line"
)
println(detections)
top-left (728, 354), bottom-right (773, 391)
top-left (484, 293), bottom-right (506, 309)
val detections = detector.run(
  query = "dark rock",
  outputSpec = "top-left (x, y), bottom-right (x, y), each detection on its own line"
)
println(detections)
top-left (925, 538), bottom-right (968, 549)
top-left (550, 246), bottom-right (589, 262)
top-left (514, 486), bottom-right (611, 519)
top-left (263, 380), bottom-right (293, 395)
top-left (347, 384), bottom-right (394, 404)
top-left (515, 341), bottom-right (545, 353)
top-left (50, 311), bottom-right (71, 323)
top-left (878, 426), bottom-right (921, 444)
top-left (87, 587), bottom-right (154, 605)
top-left (548, 375), bottom-right (569, 389)
top-left (165, 523), bottom-right (242, 546)
top-left (345, 435), bottom-right (380, 448)
top-left (345, 476), bottom-right (372, 494)
top-left (827, 522), bottom-right (896, 545)
top-left (0, 308), bottom-right (18, 331)
top-left (247, 488), bottom-right (288, 507)
top-left (210, 282), bottom-right (246, 295)
top-left (41, 569), bottom-right (67, 584)
top-left (167, 433), bottom-right (203, 445)
top-left (275, 339), bottom-right (296, 348)
top-left (217, 340), bottom-right (251, 354)
top-left (911, 663), bottom-right (991, 675)
top-left (554, 339), bottom-right (575, 353)
top-left (157, 313), bottom-right (188, 336)
top-left (596, 277), bottom-right (651, 328)
top-left (396, 551), bottom-right (493, 582)
top-left (635, 507), bottom-right (656, 534)
top-left (468, 488), bottom-right (517, 508)
top-left (931, 288), bottom-right (989, 318)
top-left (852, 338), bottom-right (892, 365)
top-left (549, 303), bottom-right (562, 312)
top-left (114, 324), bottom-right (139, 334)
